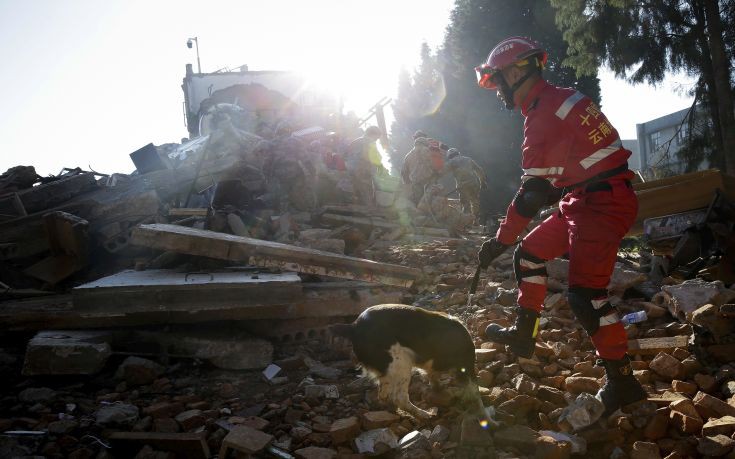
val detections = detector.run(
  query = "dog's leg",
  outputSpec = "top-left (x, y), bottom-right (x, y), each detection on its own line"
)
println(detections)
top-left (377, 376), bottom-right (392, 403)
top-left (385, 344), bottom-right (433, 420)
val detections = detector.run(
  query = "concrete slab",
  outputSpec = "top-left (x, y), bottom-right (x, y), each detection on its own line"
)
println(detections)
top-left (73, 269), bottom-right (302, 312)
top-left (22, 330), bottom-right (111, 376)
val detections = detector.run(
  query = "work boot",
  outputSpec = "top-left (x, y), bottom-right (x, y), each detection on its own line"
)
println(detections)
top-left (484, 308), bottom-right (539, 358)
top-left (596, 355), bottom-right (647, 415)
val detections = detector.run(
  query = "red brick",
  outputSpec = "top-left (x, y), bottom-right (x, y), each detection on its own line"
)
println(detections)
top-left (329, 417), bottom-right (360, 445)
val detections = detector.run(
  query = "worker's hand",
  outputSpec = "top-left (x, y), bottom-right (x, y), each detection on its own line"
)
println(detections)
top-left (478, 237), bottom-right (508, 269)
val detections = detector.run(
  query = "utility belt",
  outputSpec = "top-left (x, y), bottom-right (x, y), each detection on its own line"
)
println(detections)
top-left (563, 162), bottom-right (631, 194)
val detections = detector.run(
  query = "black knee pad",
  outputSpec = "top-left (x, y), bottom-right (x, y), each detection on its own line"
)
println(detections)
top-left (513, 246), bottom-right (547, 284)
top-left (567, 287), bottom-right (614, 336)
top-left (512, 177), bottom-right (553, 218)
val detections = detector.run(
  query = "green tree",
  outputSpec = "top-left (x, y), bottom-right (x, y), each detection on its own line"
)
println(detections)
top-left (551, 0), bottom-right (735, 174)
top-left (390, 0), bottom-right (601, 212)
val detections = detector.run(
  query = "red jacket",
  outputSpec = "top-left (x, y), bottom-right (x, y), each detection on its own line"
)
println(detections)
top-left (496, 79), bottom-right (632, 245)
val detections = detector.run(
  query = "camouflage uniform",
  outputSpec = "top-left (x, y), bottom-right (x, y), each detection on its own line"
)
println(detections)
top-left (346, 132), bottom-right (383, 206)
top-left (445, 153), bottom-right (487, 219)
top-left (401, 138), bottom-right (438, 204)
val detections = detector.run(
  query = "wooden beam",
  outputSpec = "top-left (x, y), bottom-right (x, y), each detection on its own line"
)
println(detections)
top-left (630, 169), bottom-right (725, 235)
top-left (17, 172), bottom-right (98, 214)
top-left (627, 335), bottom-right (690, 355)
top-left (131, 224), bottom-right (420, 287)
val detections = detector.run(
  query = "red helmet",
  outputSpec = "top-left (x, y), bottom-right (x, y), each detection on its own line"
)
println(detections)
top-left (475, 37), bottom-right (548, 89)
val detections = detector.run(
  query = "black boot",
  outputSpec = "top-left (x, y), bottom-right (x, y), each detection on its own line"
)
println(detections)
top-left (484, 308), bottom-right (539, 358)
top-left (596, 355), bottom-right (647, 414)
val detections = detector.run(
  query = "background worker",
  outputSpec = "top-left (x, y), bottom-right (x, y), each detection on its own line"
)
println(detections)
top-left (401, 130), bottom-right (449, 205)
top-left (444, 148), bottom-right (488, 221)
top-left (474, 36), bottom-right (645, 415)
top-left (346, 126), bottom-right (385, 206)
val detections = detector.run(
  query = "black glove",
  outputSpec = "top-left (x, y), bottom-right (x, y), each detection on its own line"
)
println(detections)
top-left (478, 237), bottom-right (508, 269)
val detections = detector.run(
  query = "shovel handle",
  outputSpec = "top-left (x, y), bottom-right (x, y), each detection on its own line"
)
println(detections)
top-left (466, 264), bottom-right (482, 307)
top-left (469, 264), bottom-right (482, 295)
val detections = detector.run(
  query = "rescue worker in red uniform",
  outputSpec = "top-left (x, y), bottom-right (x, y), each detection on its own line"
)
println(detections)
top-left (474, 37), bottom-right (646, 415)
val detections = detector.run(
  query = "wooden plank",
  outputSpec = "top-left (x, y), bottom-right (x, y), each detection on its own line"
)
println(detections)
top-left (629, 170), bottom-right (725, 235)
top-left (108, 431), bottom-right (210, 459)
top-left (627, 335), bottom-right (690, 355)
top-left (633, 169), bottom-right (722, 192)
top-left (131, 224), bottom-right (420, 288)
top-left (18, 173), bottom-right (98, 214)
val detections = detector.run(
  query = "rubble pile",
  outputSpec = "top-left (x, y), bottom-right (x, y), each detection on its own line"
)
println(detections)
top-left (2, 107), bottom-right (735, 457)
top-left (0, 228), bottom-right (734, 458)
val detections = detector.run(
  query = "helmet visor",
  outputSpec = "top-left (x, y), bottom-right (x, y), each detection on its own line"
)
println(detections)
top-left (475, 64), bottom-right (497, 89)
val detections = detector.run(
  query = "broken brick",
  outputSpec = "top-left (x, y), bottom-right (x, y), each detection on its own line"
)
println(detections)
top-left (563, 376), bottom-right (599, 394)
top-left (174, 409), bottom-right (205, 431)
top-left (330, 417), bottom-right (361, 445)
top-left (219, 425), bottom-right (273, 456)
top-left (143, 402), bottom-right (185, 419)
top-left (534, 435), bottom-right (572, 459)
top-left (643, 408), bottom-right (670, 440)
top-left (697, 435), bottom-right (735, 457)
top-left (630, 441), bottom-right (661, 459)
top-left (361, 411), bottom-right (399, 430)
top-left (670, 380), bottom-right (697, 396)
top-left (702, 416), bottom-right (735, 437)
top-left (693, 391), bottom-right (735, 419)
top-left (649, 352), bottom-right (685, 381)
top-left (694, 373), bottom-right (717, 393)
top-left (669, 399), bottom-right (703, 434)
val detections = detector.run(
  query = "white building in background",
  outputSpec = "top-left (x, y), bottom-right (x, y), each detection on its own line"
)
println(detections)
top-left (634, 106), bottom-right (709, 179)
top-left (622, 139), bottom-right (640, 171)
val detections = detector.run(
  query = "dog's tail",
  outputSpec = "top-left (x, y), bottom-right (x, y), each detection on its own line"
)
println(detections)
top-left (328, 322), bottom-right (355, 340)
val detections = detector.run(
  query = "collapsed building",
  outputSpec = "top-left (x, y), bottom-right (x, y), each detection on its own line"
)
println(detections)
top-left (1, 66), bottom-right (735, 458)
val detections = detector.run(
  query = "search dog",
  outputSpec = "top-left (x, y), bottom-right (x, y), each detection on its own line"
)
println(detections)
top-left (330, 304), bottom-right (484, 419)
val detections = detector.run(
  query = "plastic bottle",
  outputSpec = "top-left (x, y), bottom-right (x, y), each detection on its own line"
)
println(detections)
top-left (621, 310), bottom-right (648, 325)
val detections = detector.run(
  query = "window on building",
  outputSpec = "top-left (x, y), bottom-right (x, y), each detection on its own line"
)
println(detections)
top-left (676, 128), bottom-right (687, 145)
top-left (650, 131), bottom-right (662, 150)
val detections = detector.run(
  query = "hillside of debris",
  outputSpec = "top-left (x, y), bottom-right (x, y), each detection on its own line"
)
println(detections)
top-left (1, 107), bottom-right (735, 458)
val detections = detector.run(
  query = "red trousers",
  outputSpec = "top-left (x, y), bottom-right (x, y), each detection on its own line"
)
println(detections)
top-left (517, 178), bottom-right (638, 359)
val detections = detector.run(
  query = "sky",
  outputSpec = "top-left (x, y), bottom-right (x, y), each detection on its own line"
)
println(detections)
top-left (0, 0), bottom-right (695, 177)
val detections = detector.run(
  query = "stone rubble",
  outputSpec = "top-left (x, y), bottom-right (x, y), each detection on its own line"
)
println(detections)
top-left (0, 235), bottom-right (734, 458)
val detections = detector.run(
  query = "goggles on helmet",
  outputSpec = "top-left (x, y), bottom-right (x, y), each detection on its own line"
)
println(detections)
top-left (475, 59), bottom-right (534, 90)
top-left (475, 64), bottom-right (496, 89)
